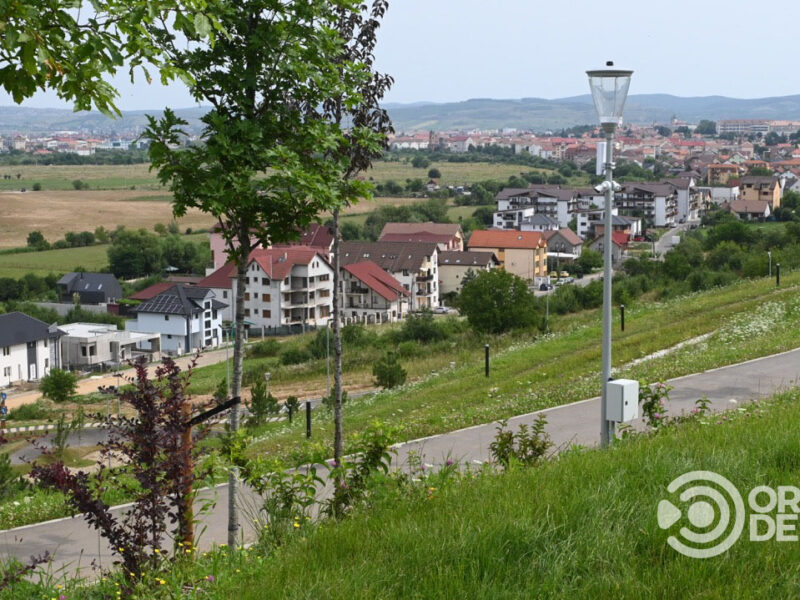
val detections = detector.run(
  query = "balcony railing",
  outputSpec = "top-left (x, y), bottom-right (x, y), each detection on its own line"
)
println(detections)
top-left (416, 273), bottom-right (434, 282)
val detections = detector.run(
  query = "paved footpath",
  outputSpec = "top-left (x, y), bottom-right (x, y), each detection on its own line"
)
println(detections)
top-left (3, 347), bottom-right (800, 576)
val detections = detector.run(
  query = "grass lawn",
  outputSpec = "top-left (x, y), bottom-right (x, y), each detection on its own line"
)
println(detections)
top-left (237, 271), bottom-right (800, 464)
top-left (20, 381), bottom-right (800, 598)
top-left (213, 387), bottom-right (800, 599)
top-left (0, 233), bottom-right (209, 277)
top-left (0, 164), bottom-right (160, 191)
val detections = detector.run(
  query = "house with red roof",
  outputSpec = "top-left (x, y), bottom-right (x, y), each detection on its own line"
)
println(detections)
top-left (379, 222), bottom-right (463, 251)
top-left (340, 261), bottom-right (409, 324)
top-left (588, 232), bottom-right (629, 265)
top-left (197, 264), bottom-right (235, 322)
top-left (231, 246), bottom-right (334, 333)
top-left (467, 230), bottom-right (548, 282)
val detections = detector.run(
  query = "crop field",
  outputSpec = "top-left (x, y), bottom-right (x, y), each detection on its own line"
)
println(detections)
top-left (366, 160), bottom-right (532, 186)
top-left (0, 163), bottom-right (161, 191)
top-left (0, 189), bottom-right (216, 249)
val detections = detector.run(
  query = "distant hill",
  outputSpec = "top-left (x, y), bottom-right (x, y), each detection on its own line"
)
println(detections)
top-left (0, 106), bottom-right (208, 136)
top-left (387, 94), bottom-right (800, 132)
top-left (5, 93), bottom-right (800, 135)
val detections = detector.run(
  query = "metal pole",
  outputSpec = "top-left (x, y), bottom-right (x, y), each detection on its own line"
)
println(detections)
top-left (768, 252), bottom-right (772, 277)
top-left (306, 401), bottom-right (312, 438)
top-left (776, 263), bottom-right (781, 286)
top-left (484, 344), bottom-right (489, 377)
top-left (601, 131), bottom-right (615, 447)
top-left (620, 304), bottom-right (625, 332)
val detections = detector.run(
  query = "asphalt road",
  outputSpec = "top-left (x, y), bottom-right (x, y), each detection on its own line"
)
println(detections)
top-left (3, 346), bottom-right (800, 575)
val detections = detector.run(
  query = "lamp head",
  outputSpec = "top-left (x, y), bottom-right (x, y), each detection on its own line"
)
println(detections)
top-left (586, 61), bottom-right (633, 133)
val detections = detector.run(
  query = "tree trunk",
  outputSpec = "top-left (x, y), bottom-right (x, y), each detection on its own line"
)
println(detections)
top-left (332, 209), bottom-right (344, 467)
top-left (227, 230), bottom-right (249, 547)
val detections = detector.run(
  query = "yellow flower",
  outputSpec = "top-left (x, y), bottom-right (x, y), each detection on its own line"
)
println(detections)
top-left (293, 522), bottom-right (300, 528)
top-left (154, 548), bottom-right (160, 554)
top-left (159, 579), bottom-right (166, 585)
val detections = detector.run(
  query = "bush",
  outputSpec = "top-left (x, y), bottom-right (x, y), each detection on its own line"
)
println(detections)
top-left (71, 179), bottom-right (88, 190)
top-left (397, 310), bottom-right (446, 343)
top-left (372, 351), bottom-right (407, 389)
top-left (246, 339), bottom-right (281, 358)
top-left (31, 182), bottom-right (41, 191)
top-left (489, 416), bottom-right (552, 467)
top-left (39, 369), bottom-right (78, 403)
top-left (396, 340), bottom-right (417, 358)
top-left (7, 400), bottom-right (51, 421)
top-left (307, 327), bottom-right (332, 360)
top-left (281, 346), bottom-right (312, 366)
top-left (247, 379), bottom-right (280, 426)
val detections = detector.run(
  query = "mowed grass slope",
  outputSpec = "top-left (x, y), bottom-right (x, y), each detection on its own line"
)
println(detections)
top-left (239, 271), bottom-right (800, 463)
top-left (212, 388), bottom-right (800, 599)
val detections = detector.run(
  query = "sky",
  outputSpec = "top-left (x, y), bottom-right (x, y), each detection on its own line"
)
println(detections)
top-left (3, 0), bottom-right (798, 111)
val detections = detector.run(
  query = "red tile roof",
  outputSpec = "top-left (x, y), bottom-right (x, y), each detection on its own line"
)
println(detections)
top-left (248, 246), bottom-right (325, 280)
top-left (343, 261), bottom-right (408, 302)
top-left (468, 229), bottom-right (546, 250)
top-left (379, 232), bottom-right (455, 244)
top-left (197, 263), bottom-right (235, 289)
top-left (129, 281), bottom-right (176, 300)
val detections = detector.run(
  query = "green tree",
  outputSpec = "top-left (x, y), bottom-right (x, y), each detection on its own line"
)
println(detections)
top-left (695, 120), bottom-right (717, 135)
top-left (459, 269), bottom-right (539, 333)
top-left (656, 126), bottom-right (672, 137)
top-left (427, 167), bottom-right (441, 179)
top-left (411, 155), bottom-right (430, 168)
top-left (143, 0), bottom-right (389, 544)
top-left (26, 230), bottom-right (49, 251)
top-left (107, 228), bottom-right (165, 278)
top-left (372, 351), bottom-right (407, 389)
top-left (39, 368), bottom-right (78, 403)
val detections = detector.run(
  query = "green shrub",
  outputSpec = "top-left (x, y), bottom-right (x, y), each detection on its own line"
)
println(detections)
top-left (8, 400), bottom-right (50, 421)
top-left (0, 453), bottom-right (26, 500)
top-left (396, 340), bottom-right (417, 358)
top-left (397, 310), bottom-right (446, 343)
top-left (246, 339), bottom-right (281, 358)
top-left (247, 379), bottom-right (280, 426)
top-left (307, 327), bottom-right (332, 359)
top-left (280, 346), bottom-right (312, 366)
top-left (372, 351), bottom-right (407, 389)
top-left (39, 368), bottom-right (78, 403)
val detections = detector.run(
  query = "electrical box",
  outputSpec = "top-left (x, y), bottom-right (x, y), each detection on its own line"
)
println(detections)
top-left (606, 379), bottom-right (639, 422)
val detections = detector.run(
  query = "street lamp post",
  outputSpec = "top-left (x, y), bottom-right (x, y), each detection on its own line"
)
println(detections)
top-left (264, 371), bottom-right (271, 397)
top-left (587, 62), bottom-right (633, 447)
top-left (768, 251), bottom-right (772, 277)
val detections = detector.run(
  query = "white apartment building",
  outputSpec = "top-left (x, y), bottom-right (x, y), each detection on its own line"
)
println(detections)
top-left (0, 312), bottom-right (64, 386)
top-left (231, 246), bottom-right (334, 332)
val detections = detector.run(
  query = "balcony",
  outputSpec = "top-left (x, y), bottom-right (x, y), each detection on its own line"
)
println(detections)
top-left (416, 272), bottom-right (434, 282)
top-left (347, 285), bottom-right (370, 295)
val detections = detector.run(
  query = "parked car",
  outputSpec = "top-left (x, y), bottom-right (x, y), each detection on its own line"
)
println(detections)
top-left (539, 283), bottom-right (553, 291)
top-left (433, 306), bottom-right (451, 314)
top-left (559, 271), bottom-right (569, 278)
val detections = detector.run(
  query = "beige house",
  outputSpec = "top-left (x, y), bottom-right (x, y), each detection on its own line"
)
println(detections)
top-left (739, 176), bottom-right (781, 209)
top-left (467, 230), bottom-right (547, 283)
top-left (379, 222), bottom-right (464, 251)
top-left (438, 251), bottom-right (499, 295)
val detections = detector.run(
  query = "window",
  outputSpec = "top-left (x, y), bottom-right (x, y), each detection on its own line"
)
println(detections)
top-left (213, 310), bottom-right (218, 319)
top-left (262, 293), bottom-right (271, 302)
top-left (318, 274), bottom-right (330, 281)
top-left (244, 309), bottom-right (250, 317)
top-left (167, 334), bottom-right (172, 339)
top-left (263, 309), bottom-right (271, 318)
top-left (223, 291), bottom-right (228, 299)
top-left (319, 289), bottom-right (330, 298)
top-left (205, 320), bottom-right (211, 329)
top-left (44, 358), bottom-right (49, 368)
top-left (43, 339), bottom-right (48, 348)
top-left (89, 345), bottom-right (96, 356)
top-left (1, 346), bottom-right (8, 356)
top-left (205, 301), bottom-right (211, 309)
top-left (284, 278), bottom-right (289, 284)
top-left (81, 346), bottom-right (87, 357)
top-left (3, 366), bottom-right (9, 377)
top-left (252, 309), bottom-right (259, 316)
top-left (244, 292), bottom-right (250, 301)
top-left (165, 315), bottom-right (170, 321)
top-left (245, 277), bottom-right (250, 284)
top-left (262, 277), bottom-right (270, 285)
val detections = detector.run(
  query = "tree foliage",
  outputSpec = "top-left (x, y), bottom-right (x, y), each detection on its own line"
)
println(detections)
top-left (0, 1), bottom-right (222, 115)
top-left (459, 269), bottom-right (539, 333)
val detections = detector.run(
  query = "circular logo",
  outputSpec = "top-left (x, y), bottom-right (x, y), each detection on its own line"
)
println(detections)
top-left (657, 470), bottom-right (745, 558)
